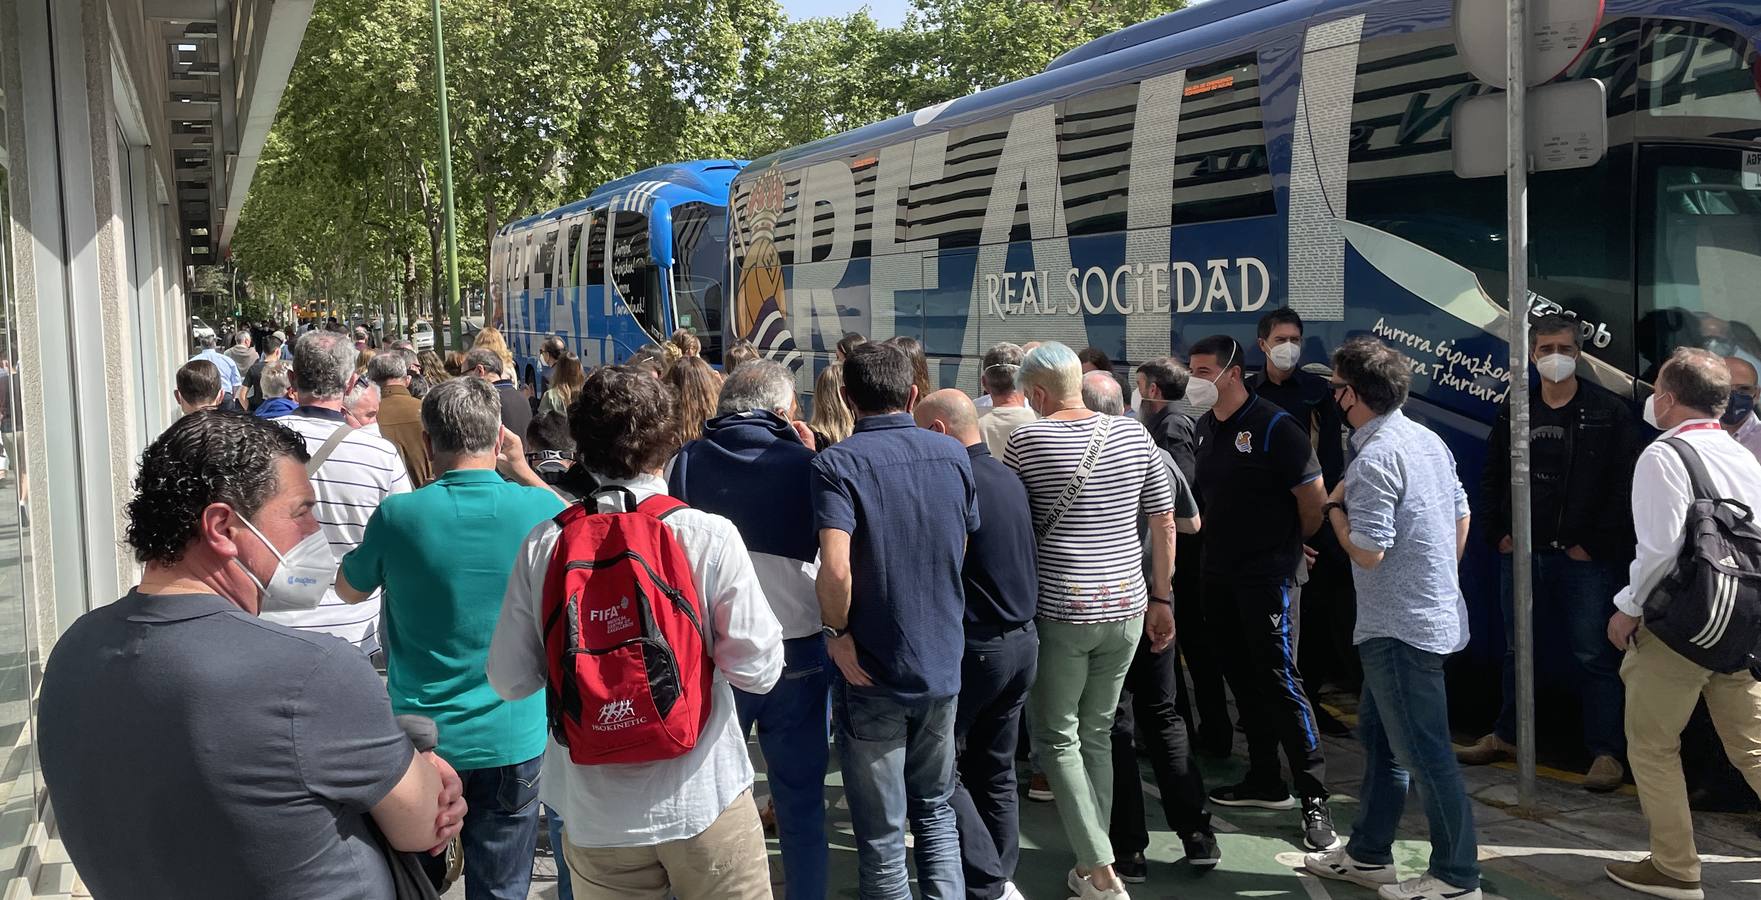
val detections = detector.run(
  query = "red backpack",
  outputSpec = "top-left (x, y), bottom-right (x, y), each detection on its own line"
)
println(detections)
top-left (541, 489), bottom-right (713, 765)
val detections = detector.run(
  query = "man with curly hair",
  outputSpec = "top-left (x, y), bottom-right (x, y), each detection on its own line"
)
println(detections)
top-left (38, 410), bottom-right (466, 900)
top-left (488, 365), bottom-right (783, 900)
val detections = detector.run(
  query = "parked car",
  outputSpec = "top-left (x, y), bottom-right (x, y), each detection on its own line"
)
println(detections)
top-left (409, 319), bottom-right (435, 351)
top-left (190, 316), bottom-right (216, 345)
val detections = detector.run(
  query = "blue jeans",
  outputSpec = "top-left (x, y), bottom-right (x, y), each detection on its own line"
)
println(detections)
top-left (1347, 639), bottom-right (1479, 890)
top-left (835, 681), bottom-right (963, 900)
top-left (735, 636), bottom-right (832, 900)
top-left (458, 755), bottom-right (543, 900)
top-left (1495, 551), bottom-right (1627, 757)
top-left (545, 805), bottom-right (573, 900)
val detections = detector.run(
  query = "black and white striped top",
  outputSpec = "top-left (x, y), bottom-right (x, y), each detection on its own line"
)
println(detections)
top-left (260, 411), bottom-right (410, 651)
top-left (1003, 414), bottom-right (1173, 624)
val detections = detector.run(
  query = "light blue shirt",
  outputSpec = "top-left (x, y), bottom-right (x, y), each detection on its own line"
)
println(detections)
top-left (190, 348), bottom-right (242, 393)
top-left (1344, 409), bottom-right (1471, 655)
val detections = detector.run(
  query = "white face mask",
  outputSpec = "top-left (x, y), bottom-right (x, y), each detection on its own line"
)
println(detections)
top-left (1268, 342), bottom-right (1302, 372)
top-left (1643, 394), bottom-right (1666, 430)
top-left (1185, 375), bottom-right (1220, 412)
top-left (1535, 353), bottom-right (1576, 384)
top-left (234, 515), bottom-right (335, 613)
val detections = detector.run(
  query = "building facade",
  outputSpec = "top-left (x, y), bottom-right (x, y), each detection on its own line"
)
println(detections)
top-left (0, 2), bottom-right (309, 894)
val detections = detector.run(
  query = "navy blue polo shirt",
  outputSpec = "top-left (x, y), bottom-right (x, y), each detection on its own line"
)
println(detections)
top-left (811, 413), bottom-right (980, 702)
top-left (1194, 394), bottom-right (1322, 582)
top-left (962, 443), bottom-right (1038, 634)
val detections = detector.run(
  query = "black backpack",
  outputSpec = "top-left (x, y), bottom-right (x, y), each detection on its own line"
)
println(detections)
top-left (1641, 438), bottom-right (1761, 676)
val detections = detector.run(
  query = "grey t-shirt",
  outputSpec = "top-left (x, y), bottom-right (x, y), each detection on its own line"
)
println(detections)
top-left (40, 591), bottom-right (414, 900)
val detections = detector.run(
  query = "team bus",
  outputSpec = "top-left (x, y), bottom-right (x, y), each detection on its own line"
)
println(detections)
top-left (726, 0), bottom-right (1760, 701)
top-left (493, 160), bottom-right (745, 386)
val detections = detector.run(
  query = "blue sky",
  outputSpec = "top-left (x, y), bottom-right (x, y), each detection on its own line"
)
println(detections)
top-left (780, 0), bottom-right (912, 26)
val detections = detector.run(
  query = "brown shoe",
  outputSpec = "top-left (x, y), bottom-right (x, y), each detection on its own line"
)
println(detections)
top-left (1455, 733), bottom-right (1515, 766)
top-left (1584, 755), bottom-right (1626, 793)
top-left (1605, 857), bottom-right (1703, 900)
top-left (1027, 772), bottom-right (1054, 802)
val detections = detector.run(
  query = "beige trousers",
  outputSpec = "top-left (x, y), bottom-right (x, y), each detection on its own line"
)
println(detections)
top-left (1621, 627), bottom-right (1761, 881)
top-left (561, 788), bottom-right (773, 900)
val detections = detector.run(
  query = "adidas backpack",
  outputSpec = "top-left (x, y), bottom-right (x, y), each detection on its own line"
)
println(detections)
top-left (541, 488), bottom-right (714, 764)
top-left (1641, 438), bottom-right (1761, 676)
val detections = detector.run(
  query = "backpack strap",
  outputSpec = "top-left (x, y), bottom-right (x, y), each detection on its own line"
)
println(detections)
top-left (1664, 438), bottom-right (1717, 503)
top-left (637, 493), bottom-right (688, 522)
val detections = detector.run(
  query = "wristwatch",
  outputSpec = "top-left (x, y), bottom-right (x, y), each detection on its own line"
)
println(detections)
top-left (1148, 595), bottom-right (1173, 607)
top-left (821, 624), bottom-right (849, 640)
top-left (1323, 501), bottom-right (1345, 522)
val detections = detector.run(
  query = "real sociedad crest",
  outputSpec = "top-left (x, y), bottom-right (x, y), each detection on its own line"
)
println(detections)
top-left (735, 166), bottom-right (802, 370)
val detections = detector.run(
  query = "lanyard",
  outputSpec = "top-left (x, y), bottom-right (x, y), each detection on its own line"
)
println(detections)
top-left (1672, 422), bottom-right (1723, 435)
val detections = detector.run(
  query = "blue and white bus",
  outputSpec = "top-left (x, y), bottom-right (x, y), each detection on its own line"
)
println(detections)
top-left (726, 0), bottom-right (1761, 680)
top-left (493, 160), bottom-right (745, 386)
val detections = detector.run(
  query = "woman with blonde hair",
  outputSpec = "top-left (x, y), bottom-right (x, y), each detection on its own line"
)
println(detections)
top-left (541, 352), bottom-right (587, 417)
top-left (669, 328), bottom-right (701, 360)
top-left (808, 362), bottom-right (854, 449)
top-left (665, 356), bottom-right (720, 446)
top-left (418, 349), bottom-right (449, 383)
top-left (473, 325), bottom-right (518, 385)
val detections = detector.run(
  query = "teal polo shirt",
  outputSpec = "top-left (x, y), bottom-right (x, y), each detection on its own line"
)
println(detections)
top-left (342, 468), bottom-right (565, 769)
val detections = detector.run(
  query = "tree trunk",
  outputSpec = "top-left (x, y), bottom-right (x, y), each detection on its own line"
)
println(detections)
top-left (483, 190), bottom-right (501, 328)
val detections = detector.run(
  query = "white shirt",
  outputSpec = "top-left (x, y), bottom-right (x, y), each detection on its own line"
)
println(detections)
top-left (1732, 414), bottom-right (1761, 463)
top-left (1615, 419), bottom-right (1761, 617)
top-left (486, 473), bottom-right (783, 847)
top-left (262, 409), bottom-right (410, 652)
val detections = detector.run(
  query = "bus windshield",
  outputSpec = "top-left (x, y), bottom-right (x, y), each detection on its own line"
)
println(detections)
top-left (610, 210), bottom-right (666, 340)
top-left (672, 202), bottom-right (727, 362)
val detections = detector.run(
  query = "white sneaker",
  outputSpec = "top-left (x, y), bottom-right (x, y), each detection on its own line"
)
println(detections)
top-left (1000, 882), bottom-right (1028, 900)
top-left (1306, 848), bottom-right (1398, 889)
top-left (1377, 874), bottom-right (1483, 900)
top-left (1069, 875), bottom-right (1129, 900)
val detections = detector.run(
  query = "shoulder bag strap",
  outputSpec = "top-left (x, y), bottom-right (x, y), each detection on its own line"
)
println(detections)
top-left (305, 424), bottom-right (357, 476)
top-left (1665, 437), bottom-right (1716, 502)
top-left (1036, 416), bottom-right (1112, 541)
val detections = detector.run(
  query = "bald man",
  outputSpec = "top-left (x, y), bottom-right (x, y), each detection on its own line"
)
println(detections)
top-left (1723, 356), bottom-right (1761, 462)
top-left (914, 388), bottom-right (1040, 900)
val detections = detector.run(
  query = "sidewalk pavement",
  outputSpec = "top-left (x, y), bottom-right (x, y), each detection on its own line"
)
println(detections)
top-left (462, 721), bottom-right (1761, 900)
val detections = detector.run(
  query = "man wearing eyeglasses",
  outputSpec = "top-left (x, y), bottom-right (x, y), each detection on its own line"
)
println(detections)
top-left (1722, 356), bottom-right (1761, 462)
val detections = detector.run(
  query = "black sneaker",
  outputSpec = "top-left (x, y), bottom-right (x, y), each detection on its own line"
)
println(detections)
top-left (1114, 852), bottom-right (1148, 884)
top-left (1181, 831), bottom-right (1221, 870)
top-left (1301, 796), bottom-right (1340, 850)
top-left (1208, 780), bottom-right (1297, 810)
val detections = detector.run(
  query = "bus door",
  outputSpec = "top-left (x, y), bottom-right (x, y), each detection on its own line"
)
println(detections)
top-left (1631, 18), bottom-right (1761, 381)
top-left (605, 207), bottom-right (669, 360)
top-left (670, 202), bottom-right (728, 363)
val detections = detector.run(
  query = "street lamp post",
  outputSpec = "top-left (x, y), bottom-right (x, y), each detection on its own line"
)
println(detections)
top-left (430, 0), bottom-right (463, 352)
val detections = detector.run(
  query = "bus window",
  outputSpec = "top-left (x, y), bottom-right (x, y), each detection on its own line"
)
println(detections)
top-left (611, 211), bottom-right (667, 339)
top-left (586, 216), bottom-right (606, 290)
top-left (565, 222), bottom-right (584, 288)
top-left (672, 202), bottom-right (726, 362)
top-left (1638, 21), bottom-right (1761, 142)
top-left (1172, 54), bottom-right (1274, 223)
top-left (536, 227), bottom-right (558, 291)
top-left (909, 117), bottom-right (1010, 249)
top-left (1060, 83), bottom-right (1136, 236)
top-left (1637, 145), bottom-right (1761, 380)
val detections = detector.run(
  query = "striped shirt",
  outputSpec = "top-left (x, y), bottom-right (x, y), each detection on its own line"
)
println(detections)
top-left (1004, 413), bottom-right (1172, 623)
top-left (260, 407), bottom-right (410, 652)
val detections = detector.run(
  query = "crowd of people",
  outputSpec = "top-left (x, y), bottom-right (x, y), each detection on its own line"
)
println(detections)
top-left (32, 308), bottom-right (1761, 900)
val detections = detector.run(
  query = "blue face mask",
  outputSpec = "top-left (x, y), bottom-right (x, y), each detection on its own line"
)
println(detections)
top-left (1723, 391), bottom-right (1756, 427)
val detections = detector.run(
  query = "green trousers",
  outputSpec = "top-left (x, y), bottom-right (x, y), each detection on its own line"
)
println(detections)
top-left (1028, 614), bottom-right (1144, 868)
